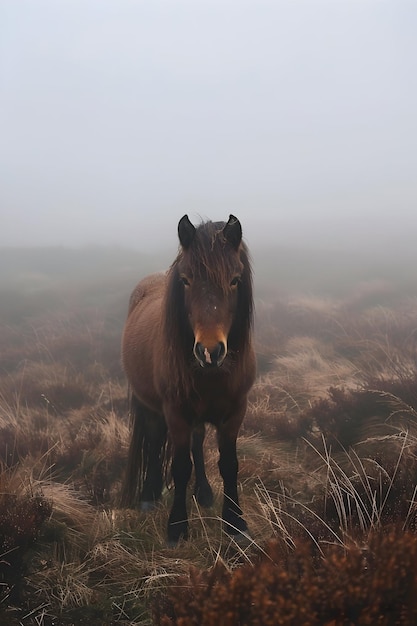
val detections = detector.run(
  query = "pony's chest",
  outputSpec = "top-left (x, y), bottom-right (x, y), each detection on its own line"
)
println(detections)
top-left (188, 379), bottom-right (235, 423)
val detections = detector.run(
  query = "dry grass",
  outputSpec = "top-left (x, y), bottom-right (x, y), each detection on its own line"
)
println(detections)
top-left (1, 264), bottom-right (417, 623)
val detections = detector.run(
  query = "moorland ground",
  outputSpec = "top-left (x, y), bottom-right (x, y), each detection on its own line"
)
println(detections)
top-left (1, 244), bottom-right (417, 625)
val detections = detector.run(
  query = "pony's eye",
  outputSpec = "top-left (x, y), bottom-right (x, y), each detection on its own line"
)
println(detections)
top-left (180, 275), bottom-right (191, 287)
top-left (230, 276), bottom-right (240, 287)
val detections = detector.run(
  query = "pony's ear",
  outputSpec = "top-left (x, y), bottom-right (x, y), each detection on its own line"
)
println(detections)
top-left (178, 215), bottom-right (196, 249)
top-left (223, 215), bottom-right (242, 250)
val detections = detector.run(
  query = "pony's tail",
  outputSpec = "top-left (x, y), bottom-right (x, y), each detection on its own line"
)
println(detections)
top-left (120, 393), bottom-right (168, 508)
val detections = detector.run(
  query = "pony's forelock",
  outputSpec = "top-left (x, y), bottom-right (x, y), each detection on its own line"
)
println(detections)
top-left (181, 221), bottom-right (245, 293)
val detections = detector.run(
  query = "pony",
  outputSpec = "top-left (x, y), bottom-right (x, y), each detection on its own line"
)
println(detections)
top-left (121, 215), bottom-right (255, 544)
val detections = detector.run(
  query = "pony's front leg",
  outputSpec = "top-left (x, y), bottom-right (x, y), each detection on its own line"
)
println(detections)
top-left (165, 408), bottom-right (193, 545)
top-left (192, 424), bottom-right (214, 508)
top-left (218, 402), bottom-right (248, 537)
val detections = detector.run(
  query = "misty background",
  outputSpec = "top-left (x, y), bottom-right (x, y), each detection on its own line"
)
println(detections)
top-left (1, 0), bottom-right (417, 288)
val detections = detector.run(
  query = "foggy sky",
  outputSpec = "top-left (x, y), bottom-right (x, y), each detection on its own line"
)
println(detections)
top-left (1, 1), bottom-right (416, 253)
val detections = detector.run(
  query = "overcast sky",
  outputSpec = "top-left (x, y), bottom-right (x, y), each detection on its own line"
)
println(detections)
top-left (1, 0), bottom-right (416, 252)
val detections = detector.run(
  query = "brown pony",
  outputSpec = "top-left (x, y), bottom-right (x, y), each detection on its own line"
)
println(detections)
top-left (121, 215), bottom-right (255, 544)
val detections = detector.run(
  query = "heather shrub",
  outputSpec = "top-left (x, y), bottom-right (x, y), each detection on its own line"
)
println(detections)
top-left (0, 487), bottom-right (52, 603)
top-left (155, 530), bottom-right (417, 625)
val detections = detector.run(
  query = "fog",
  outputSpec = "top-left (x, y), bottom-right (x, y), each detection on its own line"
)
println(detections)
top-left (1, 0), bottom-right (416, 256)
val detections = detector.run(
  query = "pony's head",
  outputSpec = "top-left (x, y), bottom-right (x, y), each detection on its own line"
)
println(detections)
top-left (166, 215), bottom-right (253, 370)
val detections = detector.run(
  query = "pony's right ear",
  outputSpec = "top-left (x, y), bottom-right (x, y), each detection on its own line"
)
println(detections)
top-left (223, 214), bottom-right (242, 250)
top-left (178, 215), bottom-right (196, 249)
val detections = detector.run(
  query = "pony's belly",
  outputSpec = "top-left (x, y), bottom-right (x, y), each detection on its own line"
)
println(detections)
top-left (122, 288), bottom-right (165, 415)
top-left (123, 359), bottom-right (163, 414)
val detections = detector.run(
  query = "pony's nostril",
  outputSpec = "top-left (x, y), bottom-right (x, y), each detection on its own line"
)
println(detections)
top-left (194, 342), bottom-right (206, 365)
top-left (194, 341), bottom-right (227, 367)
top-left (211, 342), bottom-right (226, 365)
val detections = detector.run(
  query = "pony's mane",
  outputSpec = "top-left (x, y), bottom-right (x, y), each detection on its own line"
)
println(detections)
top-left (162, 220), bottom-right (253, 399)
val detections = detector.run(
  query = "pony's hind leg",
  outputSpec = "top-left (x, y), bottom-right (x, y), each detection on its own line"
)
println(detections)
top-left (120, 394), bottom-right (142, 507)
top-left (121, 394), bottom-right (167, 510)
top-left (192, 424), bottom-right (214, 507)
top-left (140, 407), bottom-right (167, 509)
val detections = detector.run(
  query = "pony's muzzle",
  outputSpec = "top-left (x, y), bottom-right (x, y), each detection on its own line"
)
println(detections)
top-left (194, 341), bottom-right (227, 368)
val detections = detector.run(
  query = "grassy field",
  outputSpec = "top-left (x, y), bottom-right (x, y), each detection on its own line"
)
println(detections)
top-left (1, 244), bottom-right (417, 624)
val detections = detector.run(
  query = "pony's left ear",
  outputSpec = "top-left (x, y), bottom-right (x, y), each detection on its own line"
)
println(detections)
top-left (223, 215), bottom-right (242, 250)
top-left (178, 215), bottom-right (196, 249)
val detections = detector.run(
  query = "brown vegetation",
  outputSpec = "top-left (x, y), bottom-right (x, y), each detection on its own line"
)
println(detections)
top-left (155, 531), bottom-right (417, 625)
top-left (1, 249), bottom-right (417, 624)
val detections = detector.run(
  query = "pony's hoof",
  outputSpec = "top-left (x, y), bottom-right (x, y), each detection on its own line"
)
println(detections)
top-left (228, 530), bottom-right (252, 547)
top-left (140, 500), bottom-right (157, 512)
top-left (194, 484), bottom-right (214, 508)
top-left (167, 521), bottom-right (188, 546)
top-left (166, 534), bottom-right (188, 548)
top-left (222, 515), bottom-right (248, 537)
